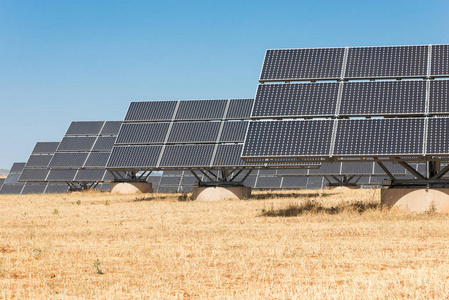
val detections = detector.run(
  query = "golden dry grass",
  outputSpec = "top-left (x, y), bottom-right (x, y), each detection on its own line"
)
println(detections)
top-left (1, 189), bottom-right (449, 299)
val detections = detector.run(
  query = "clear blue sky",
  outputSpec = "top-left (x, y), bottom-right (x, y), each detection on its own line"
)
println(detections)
top-left (1, 0), bottom-right (448, 169)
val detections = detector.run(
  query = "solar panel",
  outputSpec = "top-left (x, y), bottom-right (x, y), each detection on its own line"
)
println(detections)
top-left (309, 163), bottom-right (342, 175)
top-left (10, 163), bottom-right (26, 173)
top-left (100, 121), bottom-right (122, 135)
top-left (281, 177), bottom-right (308, 188)
top-left (44, 184), bottom-right (68, 194)
top-left (167, 122), bottom-right (221, 143)
top-left (372, 162), bottom-right (407, 175)
top-left (48, 153), bottom-right (88, 168)
top-left (19, 169), bottom-right (49, 181)
top-left (106, 145), bottom-right (163, 168)
top-left (260, 48), bottom-right (345, 81)
top-left (124, 101), bottom-right (177, 122)
top-left (92, 136), bottom-right (116, 151)
top-left (242, 120), bottom-right (333, 158)
top-left (160, 176), bottom-right (181, 185)
top-left (25, 155), bottom-right (53, 168)
top-left (429, 80), bottom-right (449, 114)
top-left (84, 152), bottom-right (110, 167)
top-left (115, 123), bottom-right (170, 144)
top-left (46, 170), bottom-right (77, 181)
top-left (430, 45), bottom-right (449, 77)
top-left (159, 145), bottom-right (215, 167)
top-left (21, 184), bottom-right (47, 194)
top-left (427, 117), bottom-right (449, 154)
top-left (225, 99), bottom-right (254, 119)
top-left (32, 142), bottom-right (59, 154)
top-left (339, 80), bottom-right (427, 116)
top-left (0, 184), bottom-right (24, 194)
top-left (345, 46), bottom-right (428, 79)
top-left (0, 178), bottom-right (5, 189)
top-left (334, 118), bottom-right (424, 156)
top-left (5, 173), bottom-right (21, 184)
top-left (253, 83), bottom-right (339, 118)
top-left (255, 177), bottom-right (282, 189)
top-left (213, 144), bottom-right (253, 166)
top-left (57, 137), bottom-right (96, 152)
top-left (219, 121), bottom-right (248, 142)
top-left (74, 170), bottom-right (107, 181)
top-left (174, 100), bottom-right (228, 120)
top-left (340, 162), bottom-right (374, 175)
top-left (65, 121), bottom-right (104, 136)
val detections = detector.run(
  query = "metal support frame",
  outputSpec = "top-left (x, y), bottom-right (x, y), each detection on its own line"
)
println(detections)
top-left (325, 174), bottom-right (361, 187)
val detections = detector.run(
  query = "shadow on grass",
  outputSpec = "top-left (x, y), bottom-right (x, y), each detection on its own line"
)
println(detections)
top-left (260, 200), bottom-right (382, 217)
top-left (252, 192), bottom-right (333, 200)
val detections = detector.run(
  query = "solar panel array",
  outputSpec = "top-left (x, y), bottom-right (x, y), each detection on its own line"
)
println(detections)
top-left (260, 45), bottom-right (448, 82)
top-left (244, 44), bottom-right (449, 164)
top-left (0, 162), bottom-right (69, 194)
top-left (107, 98), bottom-right (308, 171)
top-left (46, 121), bottom-right (121, 185)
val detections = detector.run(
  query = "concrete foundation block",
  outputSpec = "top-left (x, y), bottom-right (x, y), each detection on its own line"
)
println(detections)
top-left (381, 188), bottom-right (449, 213)
top-left (193, 186), bottom-right (251, 201)
top-left (110, 182), bottom-right (153, 194)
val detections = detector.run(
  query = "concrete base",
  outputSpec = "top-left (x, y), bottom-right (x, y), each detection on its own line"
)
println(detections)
top-left (193, 186), bottom-right (251, 201)
top-left (110, 182), bottom-right (153, 194)
top-left (381, 188), bottom-right (449, 213)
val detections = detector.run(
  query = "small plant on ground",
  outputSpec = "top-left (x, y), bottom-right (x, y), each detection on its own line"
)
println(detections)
top-left (53, 209), bottom-right (59, 215)
top-left (178, 193), bottom-right (191, 201)
top-left (93, 258), bottom-right (104, 274)
top-left (76, 200), bottom-right (81, 205)
top-left (104, 200), bottom-right (110, 206)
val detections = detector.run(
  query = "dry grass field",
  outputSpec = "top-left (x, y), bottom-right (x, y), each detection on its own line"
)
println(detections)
top-left (1, 189), bottom-right (449, 299)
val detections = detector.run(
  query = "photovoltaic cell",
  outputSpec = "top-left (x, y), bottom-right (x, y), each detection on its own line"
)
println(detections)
top-left (260, 48), bottom-right (345, 81)
top-left (84, 152), bottom-right (110, 167)
top-left (430, 45), bottom-right (449, 77)
top-left (32, 142), bottom-right (59, 154)
top-left (339, 80), bottom-right (426, 116)
top-left (242, 120), bottom-right (333, 158)
top-left (225, 99), bottom-right (254, 119)
top-left (92, 136), bottom-right (116, 151)
top-left (219, 121), bottom-right (248, 142)
top-left (345, 46), bottom-right (428, 79)
top-left (167, 122), bottom-right (221, 143)
top-left (124, 101), bottom-right (177, 122)
top-left (48, 153), bottom-right (89, 168)
top-left (429, 80), bottom-right (449, 114)
top-left (334, 118), bottom-right (425, 156)
top-left (57, 137), bottom-right (96, 152)
top-left (159, 145), bottom-right (215, 167)
top-left (65, 121), bottom-right (104, 136)
top-left (100, 121), bottom-right (122, 135)
top-left (281, 177), bottom-right (308, 188)
top-left (115, 123), bottom-right (170, 144)
top-left (253, 83), bottom-right (339, 118)
top-left (25, 155), bottom-right (53, 168)
top-left (106, 145), bottom-right (163, 168)
top-left (160, 176), bottom-right (181, 185)
top-left (174, 100), bottom-right (227, 120)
